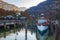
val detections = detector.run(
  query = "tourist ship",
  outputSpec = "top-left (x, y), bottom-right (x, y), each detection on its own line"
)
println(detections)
top-left (36, 14), bottom-right (49, 36)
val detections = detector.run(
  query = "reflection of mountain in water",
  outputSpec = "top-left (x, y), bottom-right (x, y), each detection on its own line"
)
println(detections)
top-left (0, 24), bottom-right (54, 40)
top-left (0, 25), bottom-right (37, 38)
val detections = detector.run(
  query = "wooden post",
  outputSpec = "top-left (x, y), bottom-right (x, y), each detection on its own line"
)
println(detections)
top-left (25, 18), bottom-right (27, 40)
top-left (54, 21), bottom-right (59, 40)
top-left (7, 26), bottom-right (10, 29)
top-left (19, 20), bottom-right (21, 27)
top-left (25, 22), bottom-right (27, 40)
top-left (50, 20), bottom-right (54, 34)
top-left (4, 31), bottom-right (6, 38)
top-left (36, 24), bottom-right (38, 37)
top-left (14, 23), bottom-right (16, 28)
top-left (4, 21), bottom-right (6, 30)
top-left (15, 19), bottom-right (18, 28)
top-left (18, 20), bottom-right (20, 27)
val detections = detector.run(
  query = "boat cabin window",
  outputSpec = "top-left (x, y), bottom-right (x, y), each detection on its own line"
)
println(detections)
top-left (38, 19), bottom-right (47, 24)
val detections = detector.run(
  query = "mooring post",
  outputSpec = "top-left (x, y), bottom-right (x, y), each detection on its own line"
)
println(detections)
top-left (51, 20), bottom-right (54, 34)
top-left (14, 22), bottom-right (16, 28)
top-left (36, 26), bottom-right (37, 34)
top-left (4, 20), bottom-right (6, 30)
top-left (54, 20), bottom-right (59, 40)
top-left (7, 26), bottom-right (10, 29)
top-left (25, 23), bottom-right (27, 40)
top-left (25, 18), bottom-right (27, 40)
top-left (4, 31), bottom-right (6, 40)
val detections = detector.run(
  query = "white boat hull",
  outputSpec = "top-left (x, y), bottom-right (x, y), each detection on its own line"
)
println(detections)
top-left (37, 25), bottom-right (48, 36)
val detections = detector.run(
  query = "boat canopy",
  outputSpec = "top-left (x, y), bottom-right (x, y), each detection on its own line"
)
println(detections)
top-left (38, 19), bottom-right (47, 24)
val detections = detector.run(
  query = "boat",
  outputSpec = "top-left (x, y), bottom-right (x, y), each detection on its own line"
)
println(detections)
top-left (36, 13), bottom-right (49, 36)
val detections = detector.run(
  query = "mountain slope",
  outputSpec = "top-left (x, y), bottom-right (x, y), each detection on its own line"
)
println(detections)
top-left (0, 1), bottom-right (20, 11)
top-left (25, 0), bottom-right (60, 18)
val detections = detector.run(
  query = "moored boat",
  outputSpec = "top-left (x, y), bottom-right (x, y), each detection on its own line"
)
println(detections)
top-left (36, 13), bottom-right (49, 36)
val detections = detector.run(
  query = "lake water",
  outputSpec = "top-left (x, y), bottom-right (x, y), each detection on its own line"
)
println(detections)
top-left (0, 25), bottom-right (53, 40)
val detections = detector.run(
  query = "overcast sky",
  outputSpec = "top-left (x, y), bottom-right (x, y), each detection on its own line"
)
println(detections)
top-left (2, 0), bottom-right (46, 9)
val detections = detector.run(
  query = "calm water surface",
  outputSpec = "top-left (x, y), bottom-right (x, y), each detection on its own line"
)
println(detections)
top-left (0, 25), bottom-right (53, 40)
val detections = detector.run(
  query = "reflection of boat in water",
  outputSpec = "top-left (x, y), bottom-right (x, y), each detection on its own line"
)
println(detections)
top-left (36, 29), bottom-right (49, 40)
top-left (36, 13), bottom-right (49, 40)
top-left (37, 25), bottom-right (48, 36)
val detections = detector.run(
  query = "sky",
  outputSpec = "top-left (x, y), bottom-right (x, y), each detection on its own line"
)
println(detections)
top-left (2, 0), bottom-right (46, 9)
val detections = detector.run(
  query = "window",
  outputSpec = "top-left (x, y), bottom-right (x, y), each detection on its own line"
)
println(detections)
top-left (38, 19), bottom-right (47, 24)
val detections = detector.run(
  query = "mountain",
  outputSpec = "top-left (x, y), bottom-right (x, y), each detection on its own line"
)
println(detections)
top-left (25, 0), bottom-right (60, 19)
top-left (0, 1), bottom-right (20, 11)
top-left (20, 7), bottom-right (27, 11)
top-left (0, 0), bottom-right (21, 16)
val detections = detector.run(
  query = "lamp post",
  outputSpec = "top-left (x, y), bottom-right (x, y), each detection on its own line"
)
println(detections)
top-left (16, 12), bottom-right (21, 27)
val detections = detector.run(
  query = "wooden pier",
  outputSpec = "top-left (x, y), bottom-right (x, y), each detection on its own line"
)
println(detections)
top-left (0, 17), bottom-right (27, 29)
top-left (0, 20), bottom-right (22, 30)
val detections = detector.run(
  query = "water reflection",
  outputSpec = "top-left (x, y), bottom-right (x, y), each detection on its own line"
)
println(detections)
top-left (36, 30), bottom-right (49, 40)
top-left (0, 25), bottom-right (53, 40)
top-left (0, 25), bottom-right (37, 40)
